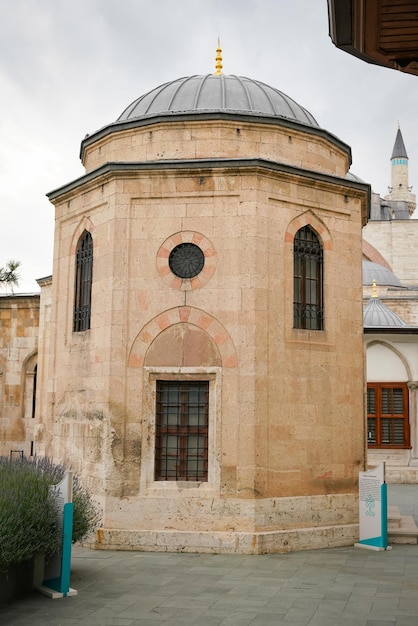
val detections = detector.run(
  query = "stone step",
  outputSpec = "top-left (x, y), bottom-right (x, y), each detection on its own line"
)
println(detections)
top-left (388, 505), bottom-right (418, 545)
top-left (388, 505), bottom-right (402, 530)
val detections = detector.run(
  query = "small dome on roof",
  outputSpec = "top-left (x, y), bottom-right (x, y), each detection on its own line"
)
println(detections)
top-left (117, 74), bottom-right (320, 128)
top-left (362, 260), bottom-right (402, 287)
top-left (364, 296), bottom-right (408, 328)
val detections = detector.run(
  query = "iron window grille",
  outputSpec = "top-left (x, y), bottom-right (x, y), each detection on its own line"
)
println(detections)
top-left (32, 364), bottom-right (37, 419)
top-left (367, 383), bottom-right (410, 448)
top-left (155, 380), bottom-right (209, 481)
top-left (73, 231), bottom-right (93, 332)
top-left (293, 225), bottom-right (324, 330)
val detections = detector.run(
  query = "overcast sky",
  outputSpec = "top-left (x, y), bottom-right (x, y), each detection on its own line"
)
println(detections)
top-left (1, 0), bottom-right (417, 292)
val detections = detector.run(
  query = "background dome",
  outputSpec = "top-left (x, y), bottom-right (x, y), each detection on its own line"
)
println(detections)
top-left (362, 260), bottom-right (403, 287)
top-left (346, 171), bottom-right (365, 183)
top-left (117, 74), bottom-right (319, 128)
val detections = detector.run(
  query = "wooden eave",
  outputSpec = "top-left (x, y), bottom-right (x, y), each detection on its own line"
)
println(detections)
top-left (328, 0), bottom-right (418, 76)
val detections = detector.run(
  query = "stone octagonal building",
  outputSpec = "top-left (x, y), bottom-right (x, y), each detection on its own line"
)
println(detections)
top-left (34, 57), bottom-right (370, 553)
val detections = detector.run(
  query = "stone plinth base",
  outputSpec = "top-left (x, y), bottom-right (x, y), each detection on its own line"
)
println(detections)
top-left (385, 467), bottom-right (418, 484)
top-left (92, 524), bottom-right (359, 555)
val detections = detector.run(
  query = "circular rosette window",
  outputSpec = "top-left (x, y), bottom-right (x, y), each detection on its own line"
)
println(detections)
top-left (157, 232), bottom-right (216, 290)
top-left (169, 243), bottom-right (204, 279)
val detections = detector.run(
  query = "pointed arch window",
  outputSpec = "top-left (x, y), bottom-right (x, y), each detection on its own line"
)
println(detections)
top-left (73, 230), bottom-right (93, 332)
top-left (293, 225), bottom-right (324, 330)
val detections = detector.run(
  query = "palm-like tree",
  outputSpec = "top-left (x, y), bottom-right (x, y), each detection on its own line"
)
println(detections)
top-left (0, 260), bottom-right (21, 293)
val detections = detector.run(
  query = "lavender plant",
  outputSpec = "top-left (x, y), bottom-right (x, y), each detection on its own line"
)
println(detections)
top-left (0, 456), bottom-right (101, 568)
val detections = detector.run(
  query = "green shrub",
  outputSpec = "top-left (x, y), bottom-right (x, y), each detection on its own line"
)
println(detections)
top-left (0, 456), bottom-right (101, 568)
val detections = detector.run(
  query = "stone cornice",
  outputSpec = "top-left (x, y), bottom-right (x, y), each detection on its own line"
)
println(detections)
top-left (47, 158), bottom-right (371, 208)
top-left (364, 327), bottom-right (418, 335)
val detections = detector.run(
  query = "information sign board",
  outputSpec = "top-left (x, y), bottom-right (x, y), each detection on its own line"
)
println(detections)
top-left (37, 471), bottom-right (77, 598)
top-left (356, 462), bottom-right (389, 551)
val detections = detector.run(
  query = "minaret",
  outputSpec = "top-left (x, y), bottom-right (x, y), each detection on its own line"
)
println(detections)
top-left (385, 124), bottom-right (416, 215)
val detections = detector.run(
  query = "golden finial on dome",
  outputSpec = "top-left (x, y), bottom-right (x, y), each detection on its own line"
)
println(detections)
top-left (214, 37), bottom-right (223, 75)
top-left (372, 278), bottom-right (378, 298)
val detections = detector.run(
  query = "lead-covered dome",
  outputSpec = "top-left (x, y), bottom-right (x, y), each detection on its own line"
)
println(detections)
top-left (78, 69), bottom-right (353, 174)
top-left (364, 296), bottom-right (408, 328)
top-left (117, 74), bottom-right (319, 128)
top-left (362, 261), bottom-right (403, 288)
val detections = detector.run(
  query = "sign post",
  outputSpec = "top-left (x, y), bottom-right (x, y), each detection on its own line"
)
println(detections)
top-left (355, 462), bottom-right (390, 551)
top-left (36, 472), bottom-right (78, 598)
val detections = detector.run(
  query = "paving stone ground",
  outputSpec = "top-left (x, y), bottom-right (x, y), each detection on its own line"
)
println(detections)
top-left (1, 484), bottom-right (418, 626)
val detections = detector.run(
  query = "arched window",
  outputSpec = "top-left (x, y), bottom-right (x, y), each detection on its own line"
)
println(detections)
top-left (293, 225), bottom-right (324, 330)
top-left (22, 354), bottom-right (37, 419)
top-left (73, 230), bottom-right (93, 332)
